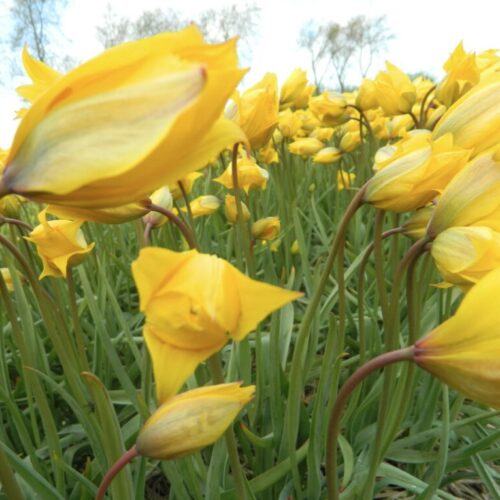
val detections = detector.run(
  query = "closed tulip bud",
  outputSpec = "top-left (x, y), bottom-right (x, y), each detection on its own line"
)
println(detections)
top-left (428, 148), bottom-right (500, 236)
top-left (214, 157), bottom-right (269, 193)
top-left (436, 42), bottom-right (480, 108)
top-left (433, 71), bottom-right (500, 157)
top-left (136, 383), bottom-right (254, 459)
top-left (430, 226), bottom-right (500, 291)
top-left (142, 186), bottom-right (174, 228)
top-left (48, 201), bottom-right (149, 225)
top-left (295, 109), bottom-right (321, 132)
top-left (280, 68), bottom-right (308, 110)
top-left (291, 240), bottom-right (300, 255)
top-left (289, 138), bottom-right (325, 157)
top-left (0, 27), bottom-right (247, 208)
top-left (278, 109), bottom-right (303, 138)
top-left (365, 131), bottom-right (470, 212)
top-left (374, 62), bottom-right (416, 116)
top-left (402, 206), bottom-right (435, 240)
top-left (309, 127), bottom-right (335, 142)
top-left (313, 147), bottom-right (342, 165)
top-left (25, 209), bottom-right (94, 279)
top-left (414, 266), bottom-right (500, 408)
top-left (309, 91), bottom-right (348, 126)
top-left (132, 248), bottom-right (301, 401)
top-left (184, 195), bottom-right (221, 218)
top-left (355, 78), bottom-right (378, 111)
top-left (337, 171), bottom-right (355, 191)
top-left (257, 141), bottom-right (279, 164)
top-left (339, 131), bottom-right (361, 153)
top-left (169, 172), bottom-right (203, 201)
top-left (294, 84), bottom-right (316, 110)
top-left (228, 73), bottom-right (279, 149)
top-left (0, 268), bottom-right (14, 292)
top-left (224, 194), bottom-right (250, 224)
top-left (251, 217), bottom-right (280, 240)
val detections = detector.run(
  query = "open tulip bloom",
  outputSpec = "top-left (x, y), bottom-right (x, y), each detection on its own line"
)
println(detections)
top-left (132, 247), bottom-right (301, 402)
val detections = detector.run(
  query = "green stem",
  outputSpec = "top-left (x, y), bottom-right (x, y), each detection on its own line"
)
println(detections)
top-left (0, 442), bottom-right (24, 500)
top-left (0, 216), bottom-right (32, 231)
top-left (231, 143), bottom-right (255, 277)
top-left (373, 211), bottom-right (390, 324)
top-left (326, 347), bottom-right (415, 500)
top-left (177, 180), bottom-right (198, 248)
top-left (96, 446), bottom-right (139, 500)
top-left (418, 85), bottom-right (437, 128)
top-left (147, 202), bottom-right (198, 250)
top-left (208, 353), bottom-right (248, 500)
top-left (286, 184), bottom-right (367, 496)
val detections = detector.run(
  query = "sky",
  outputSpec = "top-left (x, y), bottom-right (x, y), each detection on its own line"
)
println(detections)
top-left (1, 0), bottom-right (499, 148)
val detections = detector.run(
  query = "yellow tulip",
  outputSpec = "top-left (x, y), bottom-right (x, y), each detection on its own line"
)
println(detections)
top-left (25, 209), bottom-right (94, 279)
top-left (227, 73), bottom-right (279, 149)
top-left (365, 131), bottom-right (470, 212)
top-left (376, 114), bottom-right (414, 141)
top-left (433, 71), bottom-right (500, 157)
top-left (136, 383), bottom-right (254, 459)
top-left (251, 217), bottom-right (280, 240)
top-left (355, 78), bottom-right (378, 111)
top-left (414, 266), bottom-right (500, 408)
top-left (257, 141), bottom-right (279, 164)
top-left (374, 62), bottom-right (416, 116)
top-left (278, 109), bottom-right (302, 138)
top-left (0, 26), bottom-right (247, 208)
top-left (279, 68), bottom-right (308, 110)
top-left (293, 84), bottom-right (316, 110)
top-left (336, 171), bottom-right (355, 191)
top-left (213, 157), bottom-right (269, 193)
top-left (289, 138), bottom-right (324, 157)
top-left (313, 147), bottom-right (342, 165)
top-left (183, 195), bottom-right (221, 218)
top-left (294, 109), bottom-right (321, 133)
top-left (224, 194), bottom-right (250, 224)
top-left (431, 225), bottom-right (500, 291)
top-left (339, 131), bottom-right (361, 153)
top-left (131, 247), bottom-right (301, 401)
top-left (309, 127), bottom-right (335, 142)
top-left (47, 202), bottom-right (149, 224)
top-left (436, 42), bottom-right (480, 108)
top-left (309, 91), bottom-right (347, 126)
top-left (402, 206), bottom-right (435, 240)
top-left (143, 186), bottom-right (174, 228)
top-left (428, 148), bottom-right (500, 236)
top-left (0, 268), bottom-right (14, 292)
top-left (169, 172), bottom-right (203, 201)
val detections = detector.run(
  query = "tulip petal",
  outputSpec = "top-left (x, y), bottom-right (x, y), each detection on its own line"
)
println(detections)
top-left (144, 325), bottom-right (221, 403)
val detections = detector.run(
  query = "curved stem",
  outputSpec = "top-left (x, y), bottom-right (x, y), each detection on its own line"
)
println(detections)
top-left (418, 85), bottom-right (436, 128)
top-left (326, 347), bottom-right (415, 499)
top-left (408, 111), bottom-right (420, 128)
top-left (0, 216), bottom-right (33, 232)
top-left (143, 222), bottom-right (153, 247)
top-left (286, 184), bottom-right (367, 495)
top-left (96, 446), bottom-right (139, 500)
top-left (147, 202), bottom-right (197, 250)
top-left (373, 211), bottom-right (389, 324)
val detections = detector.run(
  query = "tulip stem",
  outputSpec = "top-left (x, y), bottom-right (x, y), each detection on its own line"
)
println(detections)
top-left (147, 202), bottom-right (198, 250)
top-left (418, 85), bottom-right (436, 128)
top-left (96, 445), bottom-right (139, 500)
top-left (231, 143), bottom-right (255, 277)
top-left (0, 178), bottom-right (8, 199)
top-left (177, 181), bottom-right (198, 248)
top-left (208, 353), bottom-right (248, 500)
top-left (286, 184), bottom-right (367, 496)
top-left (143, 222), bottom-right (153, 246)
top-left (325, 347), bottom-right (415, 499)
top-left (0, 216), bottom-right (33, 232)
top-left (409, 111), bottom-right (420, 128)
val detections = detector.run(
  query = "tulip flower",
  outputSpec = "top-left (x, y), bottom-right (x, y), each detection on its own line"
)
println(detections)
top-left (278, 109), bottom-right (302, 138)
top-left (309, 91), bottom-right (347, 126)
top-left (364, 131), bottom-right (470, 212)
top-left (402, 206), bottom-right (435, 240)
top-left (0, 26), bottom-right (247, 208)
top-left (313, 147), bottom-right (342, 165)
top-left (414, 266), bottom-right (500, 408)
top-left (309, 127), bottom-right (335, 142)
top-left (257, 141), bottom-right (279, 164)
top-left (289, 138), bottom-right (325, 157)
top-left (279, 68), bottom-right (308, 110)
top-left (336, 171), bottom-right (356, 191)
top-left (224, 194), bottom-right (250, 224)
top-left (251, 217), bottom-right (280, 240)
top-left (136, 382), bottom-right (254, 459)
top-left (339, 131), bottom-right (361, 153)
top-left (373, 62), bottom-right (416, 116)
top-left (132, 247), bottom-right (301, 401)
top-left (143, 186), bottom-right (174, 228)
top-left (433, 71), bottom-right (500, 157)
top-left (214, 157), bottom-right (269, 193)
top-left (25, 209), bottom-right (94, 279)
top-left (0, 268), bottom-right (14, 292)
top-left (169, 172), bottom-right (203, 201)
top-left (427, 148), bottom-right (500, 236)
top-left (226, 72), bottom-right (279, 149)
top-left (355, 78), bottom-right (378, 111)
top-left (183, 195), bottom-right (221, 218)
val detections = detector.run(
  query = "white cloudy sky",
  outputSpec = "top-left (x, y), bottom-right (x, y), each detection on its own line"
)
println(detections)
top-left (1, 0), bottom-right (499, 148)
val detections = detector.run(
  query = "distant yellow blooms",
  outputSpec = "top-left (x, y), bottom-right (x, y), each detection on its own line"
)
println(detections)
top-left (252, 217), bottom-right (280, 241)
top-left (214, 157), bottom-right (269, 193)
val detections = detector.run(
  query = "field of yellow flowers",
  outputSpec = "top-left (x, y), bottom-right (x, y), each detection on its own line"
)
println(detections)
top-left (0, 27), bottom-right (500, 499)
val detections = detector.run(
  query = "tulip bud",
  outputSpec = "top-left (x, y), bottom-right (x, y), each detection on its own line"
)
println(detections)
top-left (402, 206), bottom-right (435, 240)
top-left (289, 138), bottom-right (324, 157)
top-left (214, 157), bottom-right (269, 193)
top-left (278, 109), bottom-right (302, 138)
top-left (280, 68), bottom-right (308, 110)
top-left (414, 266), bottom-right (500, 408)
top-left (374, 62), bottom-right (416, 116)
top-left (169, 172), bottom-right (203, 201)
top-left (309, 91), bottom-right (348, 126)
top-left (309, 127), bottom-right (335, 142)
top-left (224, 194), bottom-right (250, 224)
top-left (339, 131), bottom-right (361, 153)
top-left (355, 78), bottom-right (378, 111)
top-left (136, 383), bottom-right (255, 459)
top-left (313, 147), bottom-right (342, 164)
top-left (291, 240), bottom-right (300, 255)
top-left (336, 171), bottom-right (355, 191)
top-left (257, 141), bottom-right (279, 164)
top-left (185, 195), bottom-right (221, 218)
top-left (0, 268), bottom-right (14, 292)
top-left (251, 217), bottom-right (280, 241)
top-left (143, 186), bottom-right (174, 227)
